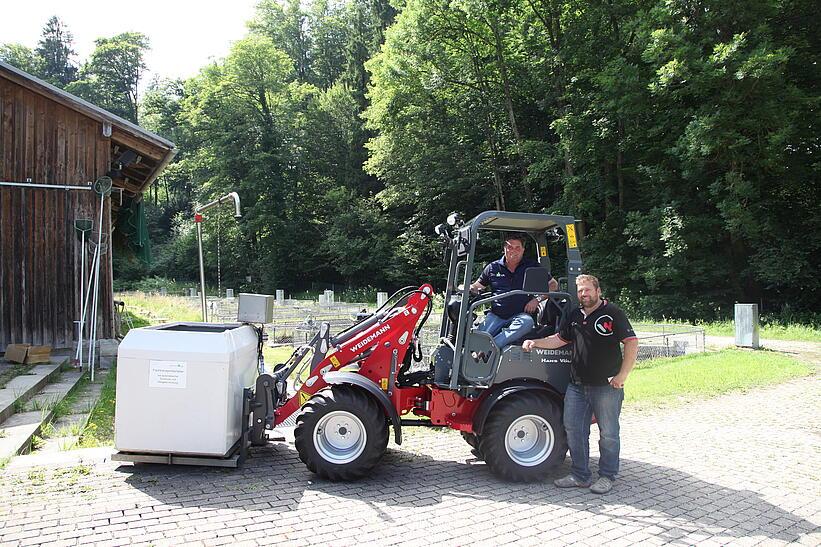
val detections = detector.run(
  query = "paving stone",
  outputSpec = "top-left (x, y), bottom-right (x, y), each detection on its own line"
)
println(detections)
top-left (0, 354), bottom-right (819, 546)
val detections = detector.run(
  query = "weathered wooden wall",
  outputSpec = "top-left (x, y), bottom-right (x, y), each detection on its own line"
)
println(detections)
top-left (0, 77), bottom-right (113, 348)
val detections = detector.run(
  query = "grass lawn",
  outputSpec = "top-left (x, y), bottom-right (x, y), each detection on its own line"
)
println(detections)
top-left (626, 349), bottom-right (814, 409)
top-left (117, 292), bottom-right (201, 323)
top-left (636, 319), bottom-right (820, 342)
top-left (77, 367), bottom-right (117, 447)
top-left (698, 321), bottom-right (820, 342)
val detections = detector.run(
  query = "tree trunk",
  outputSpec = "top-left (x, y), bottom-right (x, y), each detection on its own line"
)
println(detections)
top-left (617, 119), bottom-right (625, 210)
top-left (488, 14), bottom-right (532, 206)
top-left (486, 114), bottom-right (507, 211)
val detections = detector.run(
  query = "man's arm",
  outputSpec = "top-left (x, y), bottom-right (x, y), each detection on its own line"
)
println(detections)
top-left (610, 338), bottom-right (638, 389)
top-left (522, 334), bottom-right (568, 352)
top-left (525, 275), bottom-right (559, 313)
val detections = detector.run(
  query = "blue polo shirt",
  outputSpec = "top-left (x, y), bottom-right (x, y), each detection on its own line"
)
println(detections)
top-left (478, 257), bottom-right (550, 319)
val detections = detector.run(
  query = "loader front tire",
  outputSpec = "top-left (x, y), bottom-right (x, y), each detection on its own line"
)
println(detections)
top-left (479, 391), bottom-right (566, 482)
top-left (294, 385), bottom-right (389, 481)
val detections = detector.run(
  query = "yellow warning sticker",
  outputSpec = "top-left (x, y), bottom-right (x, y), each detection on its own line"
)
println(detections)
top-left (330, 355), bottom-right (341, 368)
top-left (299, 391), bottom-right (310, 406)
top-left (566, 224), bottom-right (578, 248)
top-left (380, 378), bottom-right (388, 390)
top-left (539, 245), bottom-right (547, 257)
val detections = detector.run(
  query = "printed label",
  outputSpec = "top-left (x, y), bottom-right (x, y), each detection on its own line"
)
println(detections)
top-left (566, 224), bottom-right (578, 248)
top-left (149, 360), bottom-right (187, 389)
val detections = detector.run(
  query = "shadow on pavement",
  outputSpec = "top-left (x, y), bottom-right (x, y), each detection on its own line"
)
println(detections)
top-left (118, 440), bottom-right (816, 543)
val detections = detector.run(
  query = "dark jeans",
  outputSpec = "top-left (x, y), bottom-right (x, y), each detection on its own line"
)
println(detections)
top-left (563, 383), bottom-right (624, 482)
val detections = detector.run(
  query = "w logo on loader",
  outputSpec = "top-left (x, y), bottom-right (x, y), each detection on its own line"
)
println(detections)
top-left (594, 315), bottom-right (614, 336)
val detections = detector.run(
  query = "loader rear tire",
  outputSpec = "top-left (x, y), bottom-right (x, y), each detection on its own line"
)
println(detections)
top-left (479, 391), bottom-right (566, 482)
top-left (461, 431), bottom-right (483, 460)
top-left (294, 385), bottom-right (389, 481)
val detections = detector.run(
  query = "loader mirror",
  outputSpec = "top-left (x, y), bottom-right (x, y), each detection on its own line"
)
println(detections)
top-left (434, 223), bottom-right (449, 238)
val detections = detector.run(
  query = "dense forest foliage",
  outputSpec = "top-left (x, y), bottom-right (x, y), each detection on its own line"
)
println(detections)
top-left (3, 1), bottom-right (818, 321)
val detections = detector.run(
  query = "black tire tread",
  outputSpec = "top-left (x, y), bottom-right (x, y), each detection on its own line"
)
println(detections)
top-left (479, 390), bottom-right (566, 482)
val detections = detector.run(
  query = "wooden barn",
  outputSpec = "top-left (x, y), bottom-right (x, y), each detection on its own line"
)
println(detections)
top-left (0, 60), bottom-right (176, 349)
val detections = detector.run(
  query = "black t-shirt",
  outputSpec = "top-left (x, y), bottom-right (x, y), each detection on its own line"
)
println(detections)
top-left (558, 300), bottom-right (636, 385)
top-left (478, 257), bottom-right (551, 319)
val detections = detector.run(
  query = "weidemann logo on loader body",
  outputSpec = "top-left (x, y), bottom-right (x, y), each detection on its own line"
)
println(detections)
top-left (349, 324), bottom-right (391, 353)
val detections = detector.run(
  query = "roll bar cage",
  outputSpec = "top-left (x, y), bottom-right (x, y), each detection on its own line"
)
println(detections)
top-left (435, 210), bottom-right (583, 390)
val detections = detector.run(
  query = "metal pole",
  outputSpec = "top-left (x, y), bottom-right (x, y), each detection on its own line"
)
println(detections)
top-left (197, 214), bottom-right (207, 322)
top-left (193, 192), bottom-right (241, 322)
top-left (89, 243), bottom-right (102, 382)
top-left (85, 247), bottom-right (100, 372)
top-left (77, 231), bottom-right (85, 367)
top-left (77, 242), bottom-right (97, 365)
top-left (88, 193), bottom-right (106, 382)
top-left (0, 180), bottom-right (93, 191)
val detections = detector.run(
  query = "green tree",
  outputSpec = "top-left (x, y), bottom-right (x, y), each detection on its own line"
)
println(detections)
top-left (0, 43), bottom-right (42, 76)
top-left (67, 32), bottom-right (149, 122)
top-left (35, 16), bottom-right (78, 86)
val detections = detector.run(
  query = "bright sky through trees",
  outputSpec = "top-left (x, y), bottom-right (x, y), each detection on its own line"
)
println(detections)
top-left (2, 0), bottom-right (258, 85)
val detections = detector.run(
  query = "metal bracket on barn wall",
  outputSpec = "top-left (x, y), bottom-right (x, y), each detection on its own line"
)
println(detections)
top-left (195, 192), bottom-right (242, 322)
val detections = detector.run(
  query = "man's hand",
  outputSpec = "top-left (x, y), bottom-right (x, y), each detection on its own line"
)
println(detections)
top-left (523, 334), bottom-right (568, 352)
top-left (524, 297), bottom-right (540, 314)
top-left (609, 373), bottom-right (628, 389)
top-left (610, 338), bottom-right (638, 389)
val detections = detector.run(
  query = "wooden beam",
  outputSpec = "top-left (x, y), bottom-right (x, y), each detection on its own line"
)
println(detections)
top-left (110, 128), bottom-right (166, 161)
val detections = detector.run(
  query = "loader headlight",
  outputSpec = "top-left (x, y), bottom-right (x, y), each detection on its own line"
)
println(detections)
top-left (446, 212), bottom-right (462, 227)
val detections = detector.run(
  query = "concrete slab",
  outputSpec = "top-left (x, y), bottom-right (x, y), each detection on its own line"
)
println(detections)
top-left (38, 369), bottom-right (108, 453)
top-left (0, 369), bottom-right (84, 461)
top-left (0, 363), bottom-right (62, 424)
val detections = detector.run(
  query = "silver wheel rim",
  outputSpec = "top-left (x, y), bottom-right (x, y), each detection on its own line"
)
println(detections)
top-left (504, 414), bottom-right (554, 467)
top-left (314, 411), bottom-right (367, 464)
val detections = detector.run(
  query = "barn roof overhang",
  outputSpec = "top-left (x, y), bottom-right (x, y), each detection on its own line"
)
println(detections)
top-left (0, 60), bottom-right (177, 202)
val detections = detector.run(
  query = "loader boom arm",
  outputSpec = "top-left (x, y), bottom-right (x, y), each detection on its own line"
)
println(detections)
top-left (271, 285), bottom-right (433, 426)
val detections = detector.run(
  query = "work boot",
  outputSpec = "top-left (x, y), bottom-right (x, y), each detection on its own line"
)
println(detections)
top-left (554, 474), bottom-right (591, 488)
top-left (589, 476), bottom-right (613, 494)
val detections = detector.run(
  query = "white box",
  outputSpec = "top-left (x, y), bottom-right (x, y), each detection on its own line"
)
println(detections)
top-left (115, 322), bottom-right (258, 456)
top-left (237, 293), bottom-right (274, 323)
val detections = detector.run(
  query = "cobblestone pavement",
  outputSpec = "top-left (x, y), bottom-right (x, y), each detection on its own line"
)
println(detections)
top-left (1, 366), bottom-right (819, 545)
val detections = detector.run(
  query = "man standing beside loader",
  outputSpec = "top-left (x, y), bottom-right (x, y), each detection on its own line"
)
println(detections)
top-left (524, 274), bottom-right (638, 494)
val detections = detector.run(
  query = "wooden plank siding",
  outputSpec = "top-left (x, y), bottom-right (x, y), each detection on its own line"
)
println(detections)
top-left (0, 77), bottom-right (113, 348)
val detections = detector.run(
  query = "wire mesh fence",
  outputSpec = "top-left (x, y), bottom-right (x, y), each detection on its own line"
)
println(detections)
top-left (208, 297), bottom-right (370, 346)
top-left (120, 292), bottom-right (705, 363)
top-left (632, 324), bottom-right (705, 360)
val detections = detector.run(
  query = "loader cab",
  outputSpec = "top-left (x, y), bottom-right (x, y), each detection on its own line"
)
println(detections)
top-left (432, 211), bottom-right (583, 392)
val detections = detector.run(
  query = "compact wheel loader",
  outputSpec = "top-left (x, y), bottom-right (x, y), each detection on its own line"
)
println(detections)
top-left (249, 210), bottom-right (583, 481)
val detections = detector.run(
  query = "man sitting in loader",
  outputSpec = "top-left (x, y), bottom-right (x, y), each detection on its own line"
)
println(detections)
top-left (469, 232), bottom-right (558, 352)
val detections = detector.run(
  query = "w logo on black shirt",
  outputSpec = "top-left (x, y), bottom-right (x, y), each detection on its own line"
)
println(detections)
top-left (594, 315), bottom-right (615, 336)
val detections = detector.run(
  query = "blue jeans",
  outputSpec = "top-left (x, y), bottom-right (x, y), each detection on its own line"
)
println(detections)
top-left (477, 312), bottom-right (534, 348)
top-left (563, 383), bottom-right (624, 482)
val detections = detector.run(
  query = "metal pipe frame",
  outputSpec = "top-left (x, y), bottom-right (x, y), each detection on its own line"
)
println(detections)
top-left (195, 192), bottom-right (242, 321)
